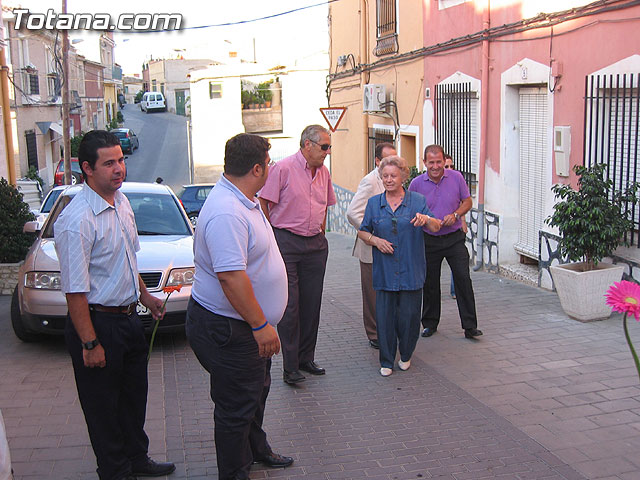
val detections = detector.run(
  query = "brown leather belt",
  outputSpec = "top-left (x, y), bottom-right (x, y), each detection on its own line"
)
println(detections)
top-left (89, 302), bottom-right (137, 315)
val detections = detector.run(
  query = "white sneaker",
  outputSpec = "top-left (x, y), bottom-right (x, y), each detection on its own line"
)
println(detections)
top-left (398, 359), bottom-right (411, 371)
top-left (380, 367), bottom-right (393, 377)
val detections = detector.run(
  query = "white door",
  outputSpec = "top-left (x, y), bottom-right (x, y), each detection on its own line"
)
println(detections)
top-left (515, 87), bottom-right (549, 259)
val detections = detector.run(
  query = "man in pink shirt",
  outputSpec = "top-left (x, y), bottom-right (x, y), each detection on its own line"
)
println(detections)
top-left (259, 125), bottom-right (337, 385)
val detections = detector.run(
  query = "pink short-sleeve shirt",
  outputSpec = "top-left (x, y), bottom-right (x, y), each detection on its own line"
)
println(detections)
top-left (259, 150), bottom-right (336, 237)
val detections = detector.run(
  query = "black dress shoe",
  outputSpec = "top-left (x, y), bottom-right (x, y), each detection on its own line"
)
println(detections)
top-left (464, 328), bottom-right (483, 339)
top-left (299, 361), bottom-right (325, 375)
top-left (369, 339), bottom-right (380, 349)
top-left (254, 451), bottom-right (294, 468)
top-left (131, 457), bottom-right (176, 477)
top-left (283, 370), bottom-right (306, 384)
top-left (421, 327), bottom-right (437, 337)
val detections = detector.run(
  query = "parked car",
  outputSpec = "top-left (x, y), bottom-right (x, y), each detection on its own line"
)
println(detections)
top-left (31, 185), bottom-right (66, 226)
top-left (140, 91), bottom-right (166, 113)
top-left (53, 158), bottom-right (83, 186)
top-left (177, 183), bottom-right (215, 227)
top-left (111, 127), bottom-right (139, 154)
top-left (11, 182), bottom-right (195, 342)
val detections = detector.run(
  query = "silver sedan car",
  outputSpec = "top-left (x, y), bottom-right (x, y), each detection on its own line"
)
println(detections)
top-left (11, 182), bottom-right (195, 342)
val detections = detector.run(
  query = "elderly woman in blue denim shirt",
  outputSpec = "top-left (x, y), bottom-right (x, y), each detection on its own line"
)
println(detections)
top-left (358, 156), bottom-right (442, 377)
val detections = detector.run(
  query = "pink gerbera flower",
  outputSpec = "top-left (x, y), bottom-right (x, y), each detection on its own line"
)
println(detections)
top-left (605, 280), bottom-right (640, 321)
top-left (606, 280), bottom-right (640, 382)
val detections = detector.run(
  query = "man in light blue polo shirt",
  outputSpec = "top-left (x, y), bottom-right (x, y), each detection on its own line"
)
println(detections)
top-left (186, 133), bottom-right (292, 480)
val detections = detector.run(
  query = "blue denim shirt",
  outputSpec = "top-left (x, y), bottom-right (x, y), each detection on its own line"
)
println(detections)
top-left (360, 190), bottom-right (433, 292)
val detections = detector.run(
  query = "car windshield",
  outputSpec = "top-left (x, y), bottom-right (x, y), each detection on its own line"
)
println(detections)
top-left (40, 189), bottom-right (63, 214)
top-left (112, 131), bottom-right (127, 139)
top-left (57, 162), bottom-right (82, 173)
top-left (42, 190), bottom-right (192, 238)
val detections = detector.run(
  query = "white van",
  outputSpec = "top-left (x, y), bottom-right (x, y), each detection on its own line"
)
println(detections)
top-left (140, 91), bottom-right (166, 113)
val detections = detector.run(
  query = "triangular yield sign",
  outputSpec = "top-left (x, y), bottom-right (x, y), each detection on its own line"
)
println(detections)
top-left (320, 107), bottom-right (347, 132)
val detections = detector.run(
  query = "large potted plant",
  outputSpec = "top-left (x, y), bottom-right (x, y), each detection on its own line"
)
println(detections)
top-left (546, 163), bottom-right (638, 321)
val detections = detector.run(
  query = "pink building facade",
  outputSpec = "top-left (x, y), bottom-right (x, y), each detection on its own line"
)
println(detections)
top-left (422, 0), bottom-right (640, 283)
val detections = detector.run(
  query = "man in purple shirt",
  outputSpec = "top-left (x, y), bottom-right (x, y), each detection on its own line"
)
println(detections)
top-left (259, 125), bottom-right (337, 385)
top-left (408, 144), bottom-right (483, 339)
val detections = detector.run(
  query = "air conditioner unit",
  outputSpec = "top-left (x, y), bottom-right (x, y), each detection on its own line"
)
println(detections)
top-left (363, 84), bottom-right (386, 113)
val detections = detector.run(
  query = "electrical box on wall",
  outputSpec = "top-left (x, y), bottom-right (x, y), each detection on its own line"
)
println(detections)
top-left (554, 126), bottom-right (571, 177)
top-left (363, 84), bottom-right (386, 113)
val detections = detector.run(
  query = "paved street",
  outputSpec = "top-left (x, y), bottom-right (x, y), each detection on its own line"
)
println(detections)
top-left (120, 106), bottom-right (191, 194)
top-left (1, 232), bottom-right (640, 479)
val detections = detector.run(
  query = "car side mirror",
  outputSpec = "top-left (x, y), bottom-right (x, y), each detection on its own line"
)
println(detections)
top-left (23, 221), bottom-right (41, 233)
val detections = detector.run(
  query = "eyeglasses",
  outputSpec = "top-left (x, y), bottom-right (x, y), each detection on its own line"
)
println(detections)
top-left (391, 217), bottom-right (397, 235)
top-left (310, 140), bottom-right (332, 151)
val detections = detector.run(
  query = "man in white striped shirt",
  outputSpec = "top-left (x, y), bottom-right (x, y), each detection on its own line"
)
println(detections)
top-left (54, 130), bottom-right (175, 480)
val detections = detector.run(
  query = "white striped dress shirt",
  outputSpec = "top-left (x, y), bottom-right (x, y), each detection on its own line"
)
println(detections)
top-left (54, 183), bottom-right (140, 306)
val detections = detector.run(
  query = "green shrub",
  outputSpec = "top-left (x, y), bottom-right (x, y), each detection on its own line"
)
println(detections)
top-left (25, 166), bottom-right (43, 187)
top-left (116, 111), bottom-right (124, 123)
top-left (70, 133), bottom-right (84, 157)
top-left (0, 178), bottom-right (36, 263)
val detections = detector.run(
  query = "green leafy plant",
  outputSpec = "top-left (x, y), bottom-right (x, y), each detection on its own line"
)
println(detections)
top-left (403, 165), bottom-right (422, 189)
top-left (116, 111), bottom-right (124, 123)
top-left (256, 80), bottom-right (273, 104)
top-left (134, 90), bottom-right (144, 103)
top-left (70, 132), bottom-right (85, 157)
top-left (0, 178), bottom-right (36, 263)
top-left (546, 163), bottom-right (639, 271)
top-left (106, 118), bottom-right (119, 131)
top-left (25, 166), bottom-right (43, 187)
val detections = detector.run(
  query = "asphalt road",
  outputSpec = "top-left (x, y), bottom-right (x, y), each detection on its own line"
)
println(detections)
top-left (121, 104), bottom-right (191, 195)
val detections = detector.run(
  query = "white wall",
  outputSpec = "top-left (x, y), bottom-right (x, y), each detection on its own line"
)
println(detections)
top-left (190, 61), bottom-right (329, 178)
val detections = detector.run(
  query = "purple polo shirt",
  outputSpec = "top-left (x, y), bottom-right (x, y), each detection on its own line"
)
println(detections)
top-left (259, 150), bottom-right (336, 237)
top-left (408, 170), bottom-right (470, 236)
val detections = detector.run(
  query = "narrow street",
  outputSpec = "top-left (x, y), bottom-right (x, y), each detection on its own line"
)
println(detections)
top-left (121, 105), bottom-right (191, 194)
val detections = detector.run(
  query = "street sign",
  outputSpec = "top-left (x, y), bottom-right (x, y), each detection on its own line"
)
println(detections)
top-left (320, 107), bottom-right (347, 132)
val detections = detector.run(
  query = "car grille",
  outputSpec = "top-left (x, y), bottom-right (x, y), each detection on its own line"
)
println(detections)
top-left (140, 272), bottom-right (162, 290)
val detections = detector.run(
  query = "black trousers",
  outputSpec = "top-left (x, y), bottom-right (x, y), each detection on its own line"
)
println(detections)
top-left (273, 228), bottom-right (329, 373)
top-left (186, 298), bottom-right (271, 480)
top-left (65, 311), bottom-right (149, 480)
top-left (422, 229), bottom-right (478, 330)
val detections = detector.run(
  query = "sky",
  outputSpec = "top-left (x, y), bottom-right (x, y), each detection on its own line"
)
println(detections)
top-left (8, 0), bottom-right (330, 74)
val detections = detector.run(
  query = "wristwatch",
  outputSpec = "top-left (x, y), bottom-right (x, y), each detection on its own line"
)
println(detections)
top-left (82, 339), bottom-right (100, 350)
top-left (453, 212), bottom-right (460, 220)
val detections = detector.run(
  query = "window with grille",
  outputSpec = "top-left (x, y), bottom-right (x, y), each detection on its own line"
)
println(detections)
top-left (368, 127), bottom-right (394, 172)
top-left (584, 73), bottom-right (640, 245)
top-left (434, 82), bottom-right (479, 193)
top-left (374, 0), bottom-right (398, 56)
top-left (26, 73), bottom-right (39, 95)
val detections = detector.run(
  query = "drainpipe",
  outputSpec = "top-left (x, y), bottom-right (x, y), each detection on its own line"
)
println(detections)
top-left (474, 0), bottom-right (490, 271)
top-left (361, 0), bottom-right (369, 175)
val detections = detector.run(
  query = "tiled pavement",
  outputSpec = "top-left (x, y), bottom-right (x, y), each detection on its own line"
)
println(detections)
top-left (1, 232), bottom-right (639, 479)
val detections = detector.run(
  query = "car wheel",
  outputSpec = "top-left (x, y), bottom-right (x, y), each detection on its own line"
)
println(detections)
top-left (71, 173), bottom-right (81, 185)
top-left (11, 287), bottom-right (41, 342)
top-left (188, 213), bottom-right (198, 228)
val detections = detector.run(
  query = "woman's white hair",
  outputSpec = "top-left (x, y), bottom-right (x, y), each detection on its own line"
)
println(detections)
top-left (379, 155), bottom-right (409, 181)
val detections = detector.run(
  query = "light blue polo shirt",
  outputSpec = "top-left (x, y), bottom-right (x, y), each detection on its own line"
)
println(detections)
top-left (191, 174), bottom-right (288, 325)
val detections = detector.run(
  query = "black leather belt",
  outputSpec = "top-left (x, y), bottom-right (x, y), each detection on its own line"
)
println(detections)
top-left (89, 302), bottom-right (137, 315)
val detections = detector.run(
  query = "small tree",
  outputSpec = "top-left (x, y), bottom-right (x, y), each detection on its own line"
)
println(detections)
top-left (546, 163), bottom-right (639, 271)
top-left (0, 178), bottom-right (36, 263)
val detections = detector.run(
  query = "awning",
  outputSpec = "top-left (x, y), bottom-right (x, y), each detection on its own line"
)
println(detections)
top-left (35, 121), bottom-right (64, 135)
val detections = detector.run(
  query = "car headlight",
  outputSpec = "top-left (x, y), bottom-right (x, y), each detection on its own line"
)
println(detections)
top-left (166, 268), bottom-right (194, 286)
top-left (25, 272), bottom-right (62, 290)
